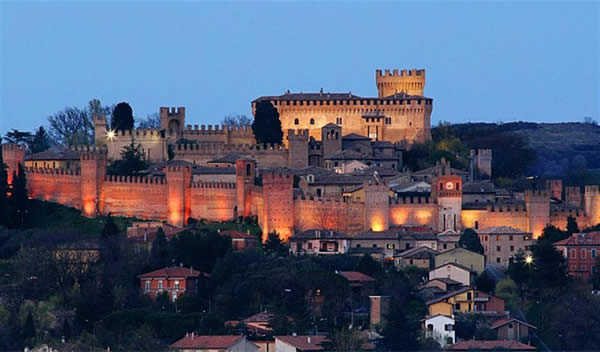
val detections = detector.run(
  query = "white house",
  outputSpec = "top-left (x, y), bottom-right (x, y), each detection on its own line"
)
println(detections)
top-left (423, 315), bottom-right (455, 346)
top-left (428, 262), bottom-right (472, 286)
top-left (274, 336), bottom-right (327, 352)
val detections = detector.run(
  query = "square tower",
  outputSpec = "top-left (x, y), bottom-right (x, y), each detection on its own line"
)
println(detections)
top-left (160, 107), bottom-right (186, 138)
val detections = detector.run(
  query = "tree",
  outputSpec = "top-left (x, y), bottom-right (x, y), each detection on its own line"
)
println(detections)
top-left (112, 102), bottom-right (134, 131)
top-left (324, 328), bottom-right (365, 352)
top-left (457, 228), bottom-right (484, 254)
top-left (252, 101), bottom-right (283, 144)
top-left (0, 142), bottom-right (9, 227)
top-left (150, 228), bottom-right (169, 269)
top-left (101, 214), bottom-right (119, 238)
top-left (540, 225), bottom-right (568, 243)
top-left (475, 271), bottom-right (495, 294)
top-left (137, 113), bottom-right (161, 129)
top-left (263, 231), bottom-right (288, 256)
top-left (108, 139), bottom-right (149, 175)
top-left (222, 114), bottom-right (252, 128)
top-left (48, 106), bottom-right (94, 146)
top-left (29, 127), bottom-right (53, 153)
top-left (382, 299), bottom-right (421, 351)
top-left (530, 240), bottom-right (568, 291)
top-left (63, 320), bottom-right (72, 341)
top-left (3, 129), bottom-right (33, 145)
top-left (507, 250), bottom-right (532, 303)
top-left (88, 98), bottom-right (112, 120)
top-left (9, 164), bottom-right (28, 228)
top-left (355, 254), bottom-right (382, 278)
top-left (23, 311), bottom-right (36, 341)
top-left (566, 215), bottom-right (579, 236)
top-left (495, 278), bottom-right (519, 312)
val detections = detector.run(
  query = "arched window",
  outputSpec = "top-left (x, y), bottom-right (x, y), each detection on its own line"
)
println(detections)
top-left (246, 164), bottom-right (251, 176)
top-left (310, 118), bottom-right (315, 125)
top-left (294, 118), bottom-right (299, 125)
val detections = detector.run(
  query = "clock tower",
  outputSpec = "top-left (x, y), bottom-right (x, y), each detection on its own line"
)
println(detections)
top-left (432, 175), bottom-right (463, 232)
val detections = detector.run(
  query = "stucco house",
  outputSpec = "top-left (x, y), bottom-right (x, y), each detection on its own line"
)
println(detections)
top-left (422, 314), bottom-right (455, 346)
top-left (491, 317), bottom-right (536, 341)
top-left (428, 262), bottom-right (472, 287)
top-left (169, 334), bottom-right (259, 352)
top-left (435, 247), bottom-right (485, 275)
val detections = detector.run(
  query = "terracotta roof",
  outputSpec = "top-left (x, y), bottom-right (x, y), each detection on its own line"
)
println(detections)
top-left (554, 232), bottom-right (600, 246)
top-left (243, 311), bottom-right (273, 323)
top-left (137, 266), bottom-right (207, 279)
top-left (25, 148), bottom-right (80, 161)
top-left (428, 277), bottom-right (461, 285)
top-left (396, 246), bottom-right (438, 259)
top-left (491, 317), bottom-right (536, 330)
top-left (338, 271), bottom-right (376, 282)
top-left (275, 336), bottom-right (327, 351)
top-left (220, 230), bottom-right (258, 240)
top-left (477, 226), bottom-right (529, 235)
top-left (291, 229), bottom-right (350, 240)
top-left (342, 133), bottom-right (371, 141)
top-left (462, 181), bottom-right (496, 194)
top-left (426, 287), bottom-right (472, 305)
top-left (193, 166), bottom-right (236, 175)
top-left (447, 340), bottom-right (535, 350)
top-left (170, 334), bottom-right (243, 349)
top-left (208, 153), bottom-right (248, 164)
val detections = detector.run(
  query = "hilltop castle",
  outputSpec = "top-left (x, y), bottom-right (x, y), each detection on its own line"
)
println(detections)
top-left (253, 69), bottom-right (432, 146)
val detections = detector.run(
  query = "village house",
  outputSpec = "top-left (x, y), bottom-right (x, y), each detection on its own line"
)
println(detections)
top-left (220, 230), bottom-right (260, 251)
top-left (24, 147), bottom-right (81, 171)
top-left (394, 246), bottom-right (438, 270)
top-left (422, 314), bottom-right (455, 346)
top-left (428, 262), bottom-right (473, 287)
top-left (426, 287), bottom-right (505, 317)
top-left (338, 271), bottom-right (377, 309)
top-left (169, 334), bottom-right (259, 352)
top-left (436, 229), bottom-right (461, 252)
top-left (137, 266), bottom-right (208, 302)
top-left (554, 232), bottom-right (600, 279)
top-left (491, 317), bottom-right (536, 342)
top-left (420, 278), bottom-right (463, 293)
top-left (274, 336), bottom-right (327, 352)
top-left (289, 229), bottom-right (350, 255)
top-left (435, 247), bottom-right (485, 275)
top-left (477, 226), bottom-right (533, 267)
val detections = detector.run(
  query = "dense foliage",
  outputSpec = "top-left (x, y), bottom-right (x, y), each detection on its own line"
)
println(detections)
top-left (252, 101), bottom-right (283, 144)
top-left (111, 102), bottom-right (135, 131)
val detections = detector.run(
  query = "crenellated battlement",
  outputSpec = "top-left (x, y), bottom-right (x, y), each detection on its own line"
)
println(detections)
top-left (175, 142), bottom-right (286, 153)
top-left (585, 185), bottom-right (599, 196)
top-left (191, 181), bottom-right (236, 189)
top-left (104, 174), bottom-right (166, 185)
top-left (287, 129), bottom-right (309, 139)
top-left (376, 68), bottom-right (425, 77)
top-left (160, 106), bottom-right (185, 116)
top-left (166, 165), bottom-right (192, 173)
top-left (524, 189), bottom-right (550, 200)
top-left (486, 202), bottom-right (526, 212)
top-left (184, 124), bottom-right (252, 133)
top-left (392, 196), bottom-right (433, 205)
top-left (1, 143), bottom-right (26, 152)
top-left (26, 167), bottom-right (80, 177)
top-left (294, 196), bottom-right (363, 204)
top-left (262, 170), bottom-right (293, 182)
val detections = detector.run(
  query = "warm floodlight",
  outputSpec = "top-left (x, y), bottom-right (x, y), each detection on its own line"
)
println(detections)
top-left (525, 255), bottom-right (533, 264)
top-left (106, 129), bottom-right (116, 141)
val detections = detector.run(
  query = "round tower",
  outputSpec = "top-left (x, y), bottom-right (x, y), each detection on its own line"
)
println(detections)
top-left (376, 69), bottom-right (426, 97)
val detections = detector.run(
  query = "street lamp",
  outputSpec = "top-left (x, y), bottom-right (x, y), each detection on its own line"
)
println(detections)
top-left (106, 129), bottom-right (116, 141)
top-left (525, 255), bottom-right (533, 264)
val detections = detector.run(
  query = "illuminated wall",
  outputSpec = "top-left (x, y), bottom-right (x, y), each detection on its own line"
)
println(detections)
top-left (27, 168), bottom-right (81, 208)
top-left (190, 182), bottom-right (237, 221)
top-left (102, 176), bottom-right (168, 220)
top-left (294, 197), bottom-right (365, 234)
top-left (389, 198), bottom-right (437, 228)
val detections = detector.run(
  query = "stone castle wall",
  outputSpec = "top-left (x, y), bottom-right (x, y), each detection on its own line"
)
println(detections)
top-left (190, 182), bottom-right (238, 221)
top-left (26, 167), bottom-right (82, 209)
top-left (101, 176), bottom-right (168, 220)
top-left (293, 197), bottom-right (365, 235)
top-left (174, 143), bottom-right (289, 169)
top-left (389, 197), bottom-right (438, 228)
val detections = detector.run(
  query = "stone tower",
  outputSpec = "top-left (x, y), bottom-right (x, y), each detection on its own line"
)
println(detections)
top-left (584, 186), bottom-right (600, 226)
top-left (93, 114), bottom-right (108, 146)
top-left (376, 69), bottom-right (426, 97)
top-left (364, 172), bottom-right (389, 232)
top-left (287, 129), bottom-right (309, 169)
top-left (525, 190), bottom-right (550, 239)
top-left (432, 174), bottom-right (462, 232)
top-left (160, 107), bottom-right (186, 138)
top-left (546, 179), bottom-right (563, 200)
top-left (235, 159), bottom-right (256, 218)
top-left (1, 144), bottom-right (25, 185)
top-left (565, 186), bottom-right (582, 207)
top-left (80, 148), bottom-right (106, 217)
top-left (166, 165), bottom-right (192, 227)
top-left (261, 170), bottom-right (294, 241)
top-left (321, 123), bottom-right (342, 160)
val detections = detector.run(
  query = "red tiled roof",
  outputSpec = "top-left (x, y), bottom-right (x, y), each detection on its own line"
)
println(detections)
top-left (170, 334), bottom-right (243, 349)
top-left (275, 336), bottom-right (327, 351)
top-left (338, 271), bottom-right (376, 282)
top-left (491, 317), bottom-right (536, 330)
top-left (244, 311), bottom-right (273, 323)
top-left (554, 232), bottom-right (600, 246)
top-left (447, 340), bottom-right (535, 350)
top-left (137, 266), bottom-right (207, 279)
top-left (221, 230), bottom-right (258, 240)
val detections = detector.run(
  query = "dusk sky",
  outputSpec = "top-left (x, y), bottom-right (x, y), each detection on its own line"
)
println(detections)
top-left (1, 1), bottom-right (598, 135)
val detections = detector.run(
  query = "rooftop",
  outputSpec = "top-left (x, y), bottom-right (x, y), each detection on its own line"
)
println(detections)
top-left (170, 334), bottom-right (244, 349)
top-left (490, 317), bottom-right (536, 330)
top-left (554, 232), bottom-right (600, 246)
top-left (447, 340), bottom-right (535, 351)
top-left (477, 226), bottom-right (531, 235)
top-left (338, 271), bottom-right (376, 282)
top-left (137, 266), bottom-right (207, 279)
top-left (193, 166), bottom-right (236, 175)
top-left (291, 229), bottom-right (350, 240)
top-left (25, 148), bottom-right (80, 161)
top-left (253, 91), bottom-right (429, 103)
top-left (275, 335), bottom-right (327, 351)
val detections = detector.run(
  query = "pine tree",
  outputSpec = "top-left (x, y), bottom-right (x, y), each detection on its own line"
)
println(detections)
top-left (0, 142), bottom-right (9, 227)
top-left (252, 101), bottom-right (283, 144)
top-left (566, 215), bottom-right (579, 236)
top-left (264, 231), bottom-right (288, 256)
top-left (101, 214), bottom-right (119, 238)
top-left (111, 102), bottom-right (134, 131)
top-left (30, 126), bottom-right (53, 153)
top-left (458, 228), bottom-right (484, 254)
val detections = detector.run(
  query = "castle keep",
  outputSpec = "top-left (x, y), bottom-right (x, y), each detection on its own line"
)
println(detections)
top-left (253, 69), bottom-right (432, 146)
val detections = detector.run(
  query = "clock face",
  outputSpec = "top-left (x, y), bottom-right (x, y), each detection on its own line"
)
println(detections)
top-left (446, 182), bottom-right (454, 190)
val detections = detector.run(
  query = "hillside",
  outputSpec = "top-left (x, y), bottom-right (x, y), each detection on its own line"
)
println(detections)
top-left (432, 122), bottom-right (600, 180)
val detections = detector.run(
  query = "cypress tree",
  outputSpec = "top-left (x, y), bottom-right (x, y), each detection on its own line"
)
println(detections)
top-left (10, 164), bottom-right (29, 228)
top-left (252, 101), bottom-right (283, 144)
top-left (0, 143), bottom-right (9, 227)
top-left (23, 311), bottom-right (35, 341)
top-left (150, 227), bottom-right (169, 269)
top-left (458, 228), bottom-right (484, 254)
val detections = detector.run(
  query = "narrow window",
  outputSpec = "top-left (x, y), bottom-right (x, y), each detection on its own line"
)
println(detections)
top-left (246, 164), bottom-right (251, 176)
top-left (310, 118), bottom-right (315, 125)
top-left (294, 118), bottom-right (299, 125)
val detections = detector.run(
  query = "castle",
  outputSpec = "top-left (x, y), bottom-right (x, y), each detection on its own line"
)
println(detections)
top-left (2, 68), bottom-right (599, 241)
top-left (253, 69), bottom-right (432, 146)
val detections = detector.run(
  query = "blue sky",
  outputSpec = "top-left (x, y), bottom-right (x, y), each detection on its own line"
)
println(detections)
top-left (1, 1), bottom-right (598, 135)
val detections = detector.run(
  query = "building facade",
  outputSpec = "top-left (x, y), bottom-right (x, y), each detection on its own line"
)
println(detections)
top-left (554, 232), bottom-right (600, 279)
top-left (477, 226), bottom-right (533, 267)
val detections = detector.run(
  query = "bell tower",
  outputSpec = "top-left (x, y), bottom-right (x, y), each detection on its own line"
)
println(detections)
top-left (433, 175), bottom-right (462, 232)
